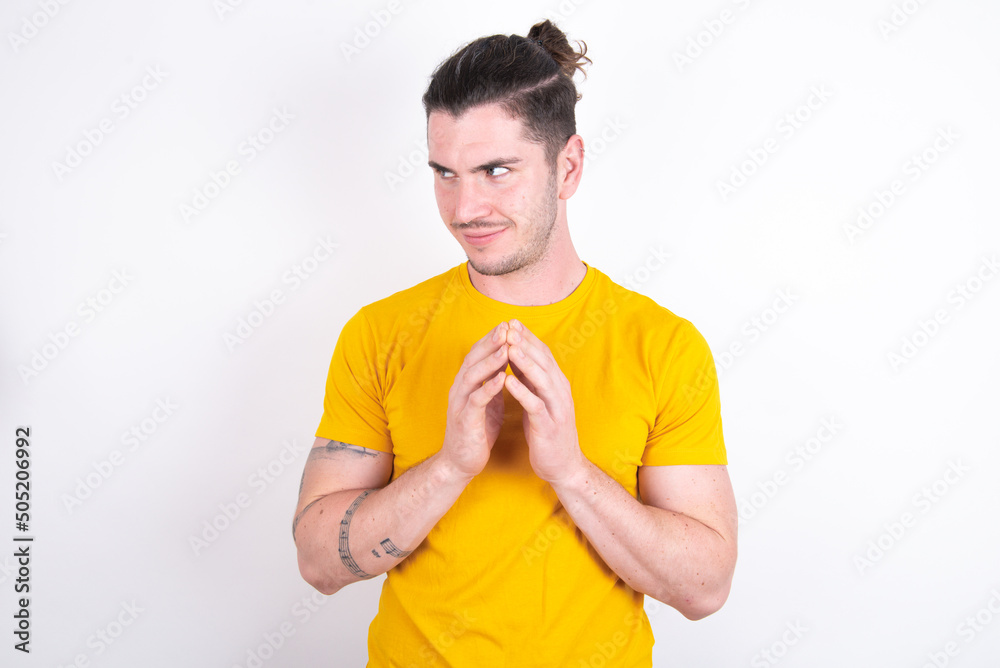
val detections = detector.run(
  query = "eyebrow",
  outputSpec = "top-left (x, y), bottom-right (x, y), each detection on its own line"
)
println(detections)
top-left (428, 157), bottom-right (522, 174)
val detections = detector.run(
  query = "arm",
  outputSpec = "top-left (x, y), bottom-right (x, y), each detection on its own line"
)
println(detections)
top-left (501, 318), bottom-right (736, 619)
top-left (294, 322), bottom-right (513, 595)
top-left (292, 437), bottom-right (473, 595)
top-left (549, 462), bottom-right (737, 620)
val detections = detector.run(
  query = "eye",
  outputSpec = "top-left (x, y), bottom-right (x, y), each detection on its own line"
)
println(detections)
top-left (435, 168), bottom-right (455, 179)
top-left (487, 166), bottom-right (510, 177)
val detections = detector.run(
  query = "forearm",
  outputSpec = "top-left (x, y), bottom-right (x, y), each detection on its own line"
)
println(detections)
top-left (551, 458), bottom-right (735, 620)
top-left (295, 452), bottom-right (470, 595)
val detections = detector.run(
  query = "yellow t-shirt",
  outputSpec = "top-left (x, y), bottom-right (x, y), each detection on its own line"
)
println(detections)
top-left (316, 261), bottom-right (726, 667)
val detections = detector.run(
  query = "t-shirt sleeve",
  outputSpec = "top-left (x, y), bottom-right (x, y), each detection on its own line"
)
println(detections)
top-left (642, 318), bottom-right (727, 466)
top-left (315, 308), bottom-right (394, 454)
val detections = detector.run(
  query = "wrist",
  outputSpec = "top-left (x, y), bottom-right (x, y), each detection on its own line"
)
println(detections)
top-left (547, 454), bottom-right (593, 495)
top-left (429, 451), bottom-right (477, 488)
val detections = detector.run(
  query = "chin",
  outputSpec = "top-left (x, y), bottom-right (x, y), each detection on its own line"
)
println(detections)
top-left (467, 258), bottom-right (507, 277)
top-left (468, 253), bottom-right (533, 277)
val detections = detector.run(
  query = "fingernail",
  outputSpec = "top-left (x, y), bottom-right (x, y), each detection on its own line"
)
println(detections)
top-left (511, 319), bottom-right (522, 331)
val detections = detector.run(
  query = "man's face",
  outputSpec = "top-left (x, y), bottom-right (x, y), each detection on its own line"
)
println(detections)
top-left (427, 104), bottom-right (560, 277)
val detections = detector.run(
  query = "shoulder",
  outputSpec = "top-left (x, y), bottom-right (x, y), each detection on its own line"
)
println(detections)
top-left (588, 266), bottom-right (702, 344)
top-left (331, 266), bottom-right (464, 362)
top-left (355, 264), bottom-right (464, 326)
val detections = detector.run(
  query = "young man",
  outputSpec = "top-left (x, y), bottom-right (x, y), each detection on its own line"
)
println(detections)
top-left (294, 20), bottom-right (737, 666)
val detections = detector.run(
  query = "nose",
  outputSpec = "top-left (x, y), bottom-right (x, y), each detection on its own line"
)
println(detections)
top-left (453, 178), bottom-right (491, 226)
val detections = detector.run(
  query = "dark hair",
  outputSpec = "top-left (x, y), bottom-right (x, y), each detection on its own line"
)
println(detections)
top-left (422, 20), bottom-right (592, 166)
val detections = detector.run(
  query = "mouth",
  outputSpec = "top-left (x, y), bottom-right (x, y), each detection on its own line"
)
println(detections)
top-left (462, 228), bottom-right (506, 246)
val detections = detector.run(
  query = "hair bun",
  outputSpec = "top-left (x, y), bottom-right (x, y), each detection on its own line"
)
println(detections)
top-left (527, 19), bottom-right (592, 83)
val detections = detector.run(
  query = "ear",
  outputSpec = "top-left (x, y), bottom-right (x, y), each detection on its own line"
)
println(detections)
top-left (556, 134), bottom-right (585, 200)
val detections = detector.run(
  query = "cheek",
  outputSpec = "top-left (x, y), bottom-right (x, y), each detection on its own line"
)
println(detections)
top-left (491, 187), bottom-right (521, 215)
top-left (433, 184), bottom-right (452, 213)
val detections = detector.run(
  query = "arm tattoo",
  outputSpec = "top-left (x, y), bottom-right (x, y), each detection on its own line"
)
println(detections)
top-left (339, 489), bottom-right (374, 579)
top-left (292, 498), bottom-right (322, 542)
top-left (379, 538), bottom-right (412, 559)
top-left (312, 440), bottom-right (380, 460)
top-left (293, 441), bottom-right (380, 536)
top-left (298, 441), bottom-right (379, 498)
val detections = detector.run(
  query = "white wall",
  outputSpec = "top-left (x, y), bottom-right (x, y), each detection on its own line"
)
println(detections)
top-left (2, 0), bottom-right (998, 666)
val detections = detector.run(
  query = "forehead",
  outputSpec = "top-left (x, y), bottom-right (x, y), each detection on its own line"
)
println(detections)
top-left (427, 104), bottom-right (541, 163)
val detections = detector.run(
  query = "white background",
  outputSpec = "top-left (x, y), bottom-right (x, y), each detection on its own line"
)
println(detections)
top-left (2, 0), bottom-right (999, 666)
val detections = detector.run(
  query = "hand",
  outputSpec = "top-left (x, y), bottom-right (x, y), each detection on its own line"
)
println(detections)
top-left (439, 322), bottom-right (510, 480)
top-left (503, 319), bottom-right (587, 485)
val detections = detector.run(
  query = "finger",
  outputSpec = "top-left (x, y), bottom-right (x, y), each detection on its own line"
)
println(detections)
top-left (508, 319), bottom-right (552, 357)
top-left (460, 343), bottom-right (509, 395)
top-left (507, 339), bottom-right (557, 403)
top-left (506, 323), bottom-right (569, 414)
top-left (504, 372), bottom-right (545, 415)
top-left (468, 370), bottom-right (507, 409)
top-left (505, 323), bottom-right (553, 375)
top-left (457, 324), bottom-right (509, 390)
top-left (470, 322), bottom-right (509, 359)
top-left (507, 352), bottom-right (537, 395)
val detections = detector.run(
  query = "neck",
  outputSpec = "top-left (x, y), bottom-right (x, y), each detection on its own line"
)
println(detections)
top-left (467, 227), bottom-right (586, 306)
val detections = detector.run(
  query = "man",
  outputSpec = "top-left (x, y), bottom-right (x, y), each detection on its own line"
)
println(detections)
top-left (293, 19), bottom-right (737, 667)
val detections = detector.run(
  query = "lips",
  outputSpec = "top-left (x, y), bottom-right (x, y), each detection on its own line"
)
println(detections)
top-left (462, 228), bottom-right (506, 246)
